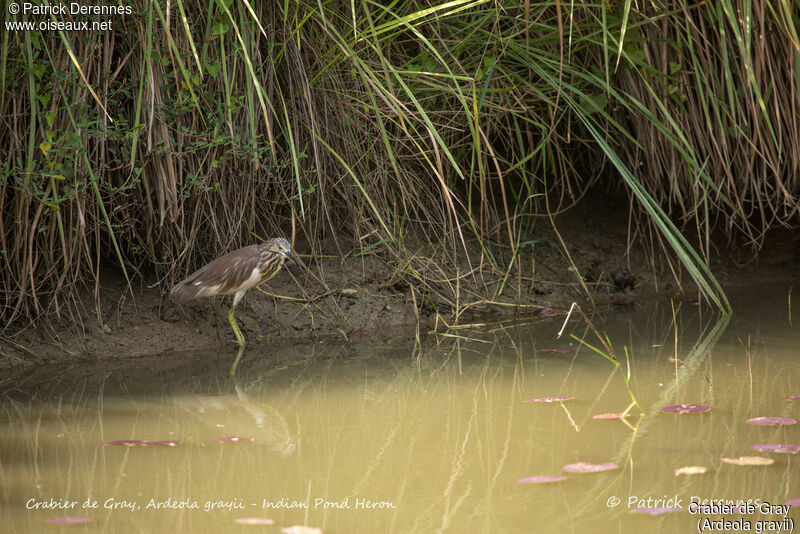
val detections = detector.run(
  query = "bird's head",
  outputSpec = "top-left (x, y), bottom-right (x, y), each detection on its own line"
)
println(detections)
top-left (268, 237), bottom-right (301, 268)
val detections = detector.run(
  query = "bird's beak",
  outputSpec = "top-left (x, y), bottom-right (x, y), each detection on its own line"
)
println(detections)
top-left (284, 250), bottom-right (304, 271)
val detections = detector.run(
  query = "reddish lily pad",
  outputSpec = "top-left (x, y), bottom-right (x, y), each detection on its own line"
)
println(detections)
top-left (630, 507), bottom-right (681, 515)
top-left (45, 517), bottom-right (93, 525)
top-left (539, 348), bottom-right (570, 354)
top-left (751, 444), bottom-right (800, 454)
top-left (592, 412), bottom-right (631, 420)
top-left (563, 462), bottom-right (618, 473)
top-left (211, 436), bottom-right (255, 443)
top-left (101, 440), bottom-right (147, 446)
top-left (721, 456), bottom-right (774, 466)
top-left (660, 404), bottom-right (710, 414)
top-left (674, 465), bottom-right (708, 475)
top-left (281, 527), bottom-right (324, 534)
top-left (101, 440), bottom-right (180, 447)
top-left (525, 396), bottom-right (574, 403)
top-left (746, 417), bottom-right (796, 426)
top-left (234, 518), bottom-right (275, 525)
top-left (516, 475), bottom-right (568, 484)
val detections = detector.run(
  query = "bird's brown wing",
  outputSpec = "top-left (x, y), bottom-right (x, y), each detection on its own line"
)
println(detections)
top-left (170, 245), bottom-right (260, 304)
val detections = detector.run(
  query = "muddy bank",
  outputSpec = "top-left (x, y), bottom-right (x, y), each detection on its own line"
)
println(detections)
top-left (1, 252), bottom-right (422, 367)
top-left (2, 193), bottom-right (798, 368)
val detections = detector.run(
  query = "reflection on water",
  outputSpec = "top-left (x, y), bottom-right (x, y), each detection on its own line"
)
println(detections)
top-left (2, 288), bottom-right (799, 533)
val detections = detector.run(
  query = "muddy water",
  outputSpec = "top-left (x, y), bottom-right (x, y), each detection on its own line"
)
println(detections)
top-left (2, 288), bottom-right (799, 533)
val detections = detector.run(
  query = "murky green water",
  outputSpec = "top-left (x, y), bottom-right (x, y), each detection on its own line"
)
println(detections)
top-left (2, 287), bottom-right (799, 533)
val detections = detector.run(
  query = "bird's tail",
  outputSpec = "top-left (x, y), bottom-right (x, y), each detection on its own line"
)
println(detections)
top-left (170, 280), bottom-right (201, 305)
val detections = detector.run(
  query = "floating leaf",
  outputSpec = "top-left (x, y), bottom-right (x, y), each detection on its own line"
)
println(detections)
top-left (630, 507), bottom-right (681, 515)
top-left (281, 527), bottom-right (324, 534)
top-left (563, 462), bottom-right (617, 473)
top-left (592, 412), bottom-right (630, 420)
top-left (45, 517), bottom-right (93, 525)
top-left (101, 440), bottom-right (180, 447)
top-left (211, 436), bottom-right (255, 443)
top-left (234, 518), bottom-right (275, 525)
top-left (525, 396), bottom-right (574, 403)
top-left (660, 404), bottom-right (710, 414)
top-left (746, 417), bottom-right (796, 426)
top-left (539, 348), bottom-right (570, 354)
top-left (721, 456), bottom-right (774, 466)
top-left (751, 444), bottom-right (800, 454)
top-left (674, 465), bottom-right (707, 475)
top-left (516, 475), bottom-right (568, 484)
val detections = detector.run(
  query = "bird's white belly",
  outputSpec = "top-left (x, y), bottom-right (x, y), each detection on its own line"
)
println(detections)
top-left (237, 267), bottom-right (262, 292)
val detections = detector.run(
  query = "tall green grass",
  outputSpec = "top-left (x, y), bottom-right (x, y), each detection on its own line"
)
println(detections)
top-left (2, 0), bottom-right (797, 329)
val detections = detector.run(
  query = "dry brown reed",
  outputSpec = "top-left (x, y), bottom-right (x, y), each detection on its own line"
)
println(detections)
top-left (1, 1), bottom-right (797, 332)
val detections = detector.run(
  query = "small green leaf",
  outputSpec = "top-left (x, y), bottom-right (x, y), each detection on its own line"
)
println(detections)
top-left (31, 64), bottom-right (46, 80)
top-left (206, 62), bottom-right (220, 79)
top-left (211, 20), bottom-right (230, 35)
top-left (584, 93), bottom-right (608, 115)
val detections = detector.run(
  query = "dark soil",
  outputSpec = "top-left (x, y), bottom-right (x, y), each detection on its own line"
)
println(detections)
top-left (2, 192), bottom-right (798, 368)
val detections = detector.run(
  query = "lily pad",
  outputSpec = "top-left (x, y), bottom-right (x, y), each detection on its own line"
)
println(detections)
top-left (592, 412), bottom-right (630, 420)
top-left (234, 518), bottom-right (275, 525)
top-left (211, 436), bottom-right (255, 443)
top-left (630, 507), bottom-right (681, 515)
top-left (746, 417), bottom-right (796, 426)
top-left (45, 517), bottom-right (93, 525)
top-left (563, 462), bottom-right (617, 473)
top-left (516, 475), bottom-right (568, 484)
top-left (281, 527), bottom-right (324, 534)
top-left (751, 444), bottom-right (800, 454)
top-left (721, 456), bottom-right (775, 466)
top-left (660, 404), bottom-right (710, 414)
top-left (101, 440), bottom-right (180, 447)
top-left (674, 465), bottom-right (708, 475)
top-left (101, 440), bottom-right (147, 446)
top-left (525, 396), bottom-right (574, 403)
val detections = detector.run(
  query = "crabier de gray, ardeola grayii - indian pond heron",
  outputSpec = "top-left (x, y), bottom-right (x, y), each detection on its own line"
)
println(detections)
top-left (169, 237), bottom-right (301, 346)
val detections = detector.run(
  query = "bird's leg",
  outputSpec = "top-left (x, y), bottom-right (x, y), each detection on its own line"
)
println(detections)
top-left (228, 304), bottom-right (246, 347)
top-left (229, 345), bottom-right (245, 377)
